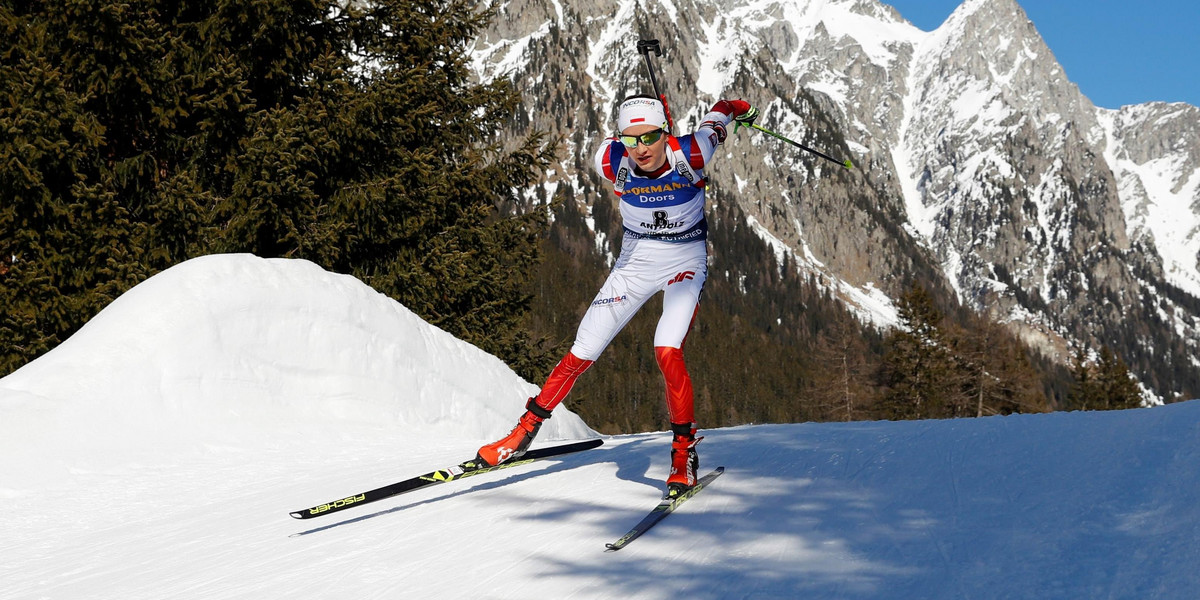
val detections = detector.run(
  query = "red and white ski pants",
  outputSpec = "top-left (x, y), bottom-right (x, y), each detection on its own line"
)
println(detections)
top-left (533, 238), bottom-right (706, 425)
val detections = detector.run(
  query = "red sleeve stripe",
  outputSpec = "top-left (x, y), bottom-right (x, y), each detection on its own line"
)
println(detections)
top-left (709, 99), bottom-right (734, 117)
top-left (601, 141), bottom-right (616, 181)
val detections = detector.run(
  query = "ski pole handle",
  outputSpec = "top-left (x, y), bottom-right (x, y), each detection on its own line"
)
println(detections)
top-left (636, 39), bottom-right (674, 132)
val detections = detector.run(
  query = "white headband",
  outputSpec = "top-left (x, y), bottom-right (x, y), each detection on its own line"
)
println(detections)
top-left (618, 97), bottom-right (668, 132)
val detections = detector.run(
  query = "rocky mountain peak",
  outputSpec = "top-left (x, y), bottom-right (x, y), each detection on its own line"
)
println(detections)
top-left (472, 0), bottom-right (1200, 401)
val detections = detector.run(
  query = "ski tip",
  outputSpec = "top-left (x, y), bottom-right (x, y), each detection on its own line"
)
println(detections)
top-left (572, 437), bottom-right (605, 450)
top-left (559, 437), bottom-right (604, 447)
top-left (604, 543), bottom-right (622, 552)
top-left (843, 159), bottom-right (854, 169)
top-left (289, 512), bottom-right (305, 519)
top-left (555, 437), bottom-right (603, 450)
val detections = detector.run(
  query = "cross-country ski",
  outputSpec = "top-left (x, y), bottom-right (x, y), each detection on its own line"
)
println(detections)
top-left (290, 439), bottom-right (602, 519)
top-left (605, 466), bottom-right (725, 551)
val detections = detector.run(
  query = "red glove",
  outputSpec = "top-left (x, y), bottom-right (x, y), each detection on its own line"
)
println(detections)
top-left (710, 100), bottom-right (759, 136)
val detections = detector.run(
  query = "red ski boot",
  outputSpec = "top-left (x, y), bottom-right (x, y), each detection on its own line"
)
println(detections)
top-left (475, 398), bottom-right (553, 466)
top-left (666, 423), bottom-right (702, 498)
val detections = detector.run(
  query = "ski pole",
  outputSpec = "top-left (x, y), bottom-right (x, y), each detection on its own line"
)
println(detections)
top-left (748, 123), bottom-right (854, 170)
top-left (636, 39), bottom-right (674, 132)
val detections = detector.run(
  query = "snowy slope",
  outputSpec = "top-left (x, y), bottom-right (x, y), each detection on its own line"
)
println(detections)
top-left (3, 255), bottom-right (1200, 599)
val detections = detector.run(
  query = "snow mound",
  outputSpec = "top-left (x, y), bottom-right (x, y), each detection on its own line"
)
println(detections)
top-left (0, 254), bottom-right (594, 486)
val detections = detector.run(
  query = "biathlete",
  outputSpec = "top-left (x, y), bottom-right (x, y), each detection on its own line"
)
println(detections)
top-left (476, 93), bottom-right (758, 497)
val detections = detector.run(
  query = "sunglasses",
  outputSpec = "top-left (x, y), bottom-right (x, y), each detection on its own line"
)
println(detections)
top-left (618, 128), bottom-right (667, 148)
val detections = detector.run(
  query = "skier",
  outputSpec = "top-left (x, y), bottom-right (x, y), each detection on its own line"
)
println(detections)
top-left (477, 93), bottom-right (759, 497)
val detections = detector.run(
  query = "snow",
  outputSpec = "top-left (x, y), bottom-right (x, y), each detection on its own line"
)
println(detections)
top-left (583, 0), bottom-right (640, 121)
top-left (804, 74), bottom-right (850, 108)
top-left (1098, 107), bottom-right (1200, 299)
top-left (891, 133), bottom-right (932, 239)
top-left (745, 214), bottom-right (791, 273)
top-left (471, 21), bottom-right (553, 82)
top-left (838, 280), bottom-right (901, 329)
top-left (816, 1), bottom-right (922, 68)
top-left (733, 173), bottom-right (749, 194)
top-left (696, 0), bottom-right (923, 103)
top-left (4, 253), bottom-right (1200, 599)
top-left (695, 14), bottom-right (746, 100)
top-left (949, 81), bottom-right (1008, 137)
top-left (744, 214), bottom-right (898, 329)
top-left (892, 16), bottom-right (940, 244)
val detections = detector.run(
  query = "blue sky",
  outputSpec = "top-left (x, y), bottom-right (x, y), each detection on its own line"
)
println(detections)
top-left (883, 1), bottom-right (1200, 109)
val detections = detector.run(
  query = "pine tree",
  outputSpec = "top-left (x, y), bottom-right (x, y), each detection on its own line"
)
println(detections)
top-left (880, 284), bottom-right (957, 420)
top-left (1066, 346), bottom-right (1142, 410)
top-left (1066, 348), bottom-right (1096, 410)
top-left (1094, 346), bottom-right (1143, 410)
top-left (0, 0), bottom-right (554, 378)
top-left (334, 0), bottom-right (555, 376)
top-left (948, 317), bottom-right (1049, 417)
top-left (1, 5), bottom-right (148, 374)
top-left (809, 317), bottom-right (875, 421)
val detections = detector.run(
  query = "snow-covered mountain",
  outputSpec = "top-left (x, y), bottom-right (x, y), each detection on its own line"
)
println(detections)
top-left (3, 254), bottom-right (1200, 598)
top-left (470, 0), bottom-right (1200, 400)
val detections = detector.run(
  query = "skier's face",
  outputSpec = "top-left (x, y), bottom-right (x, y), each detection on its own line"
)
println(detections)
top-left (621, 124), bottom-right (668, 172)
